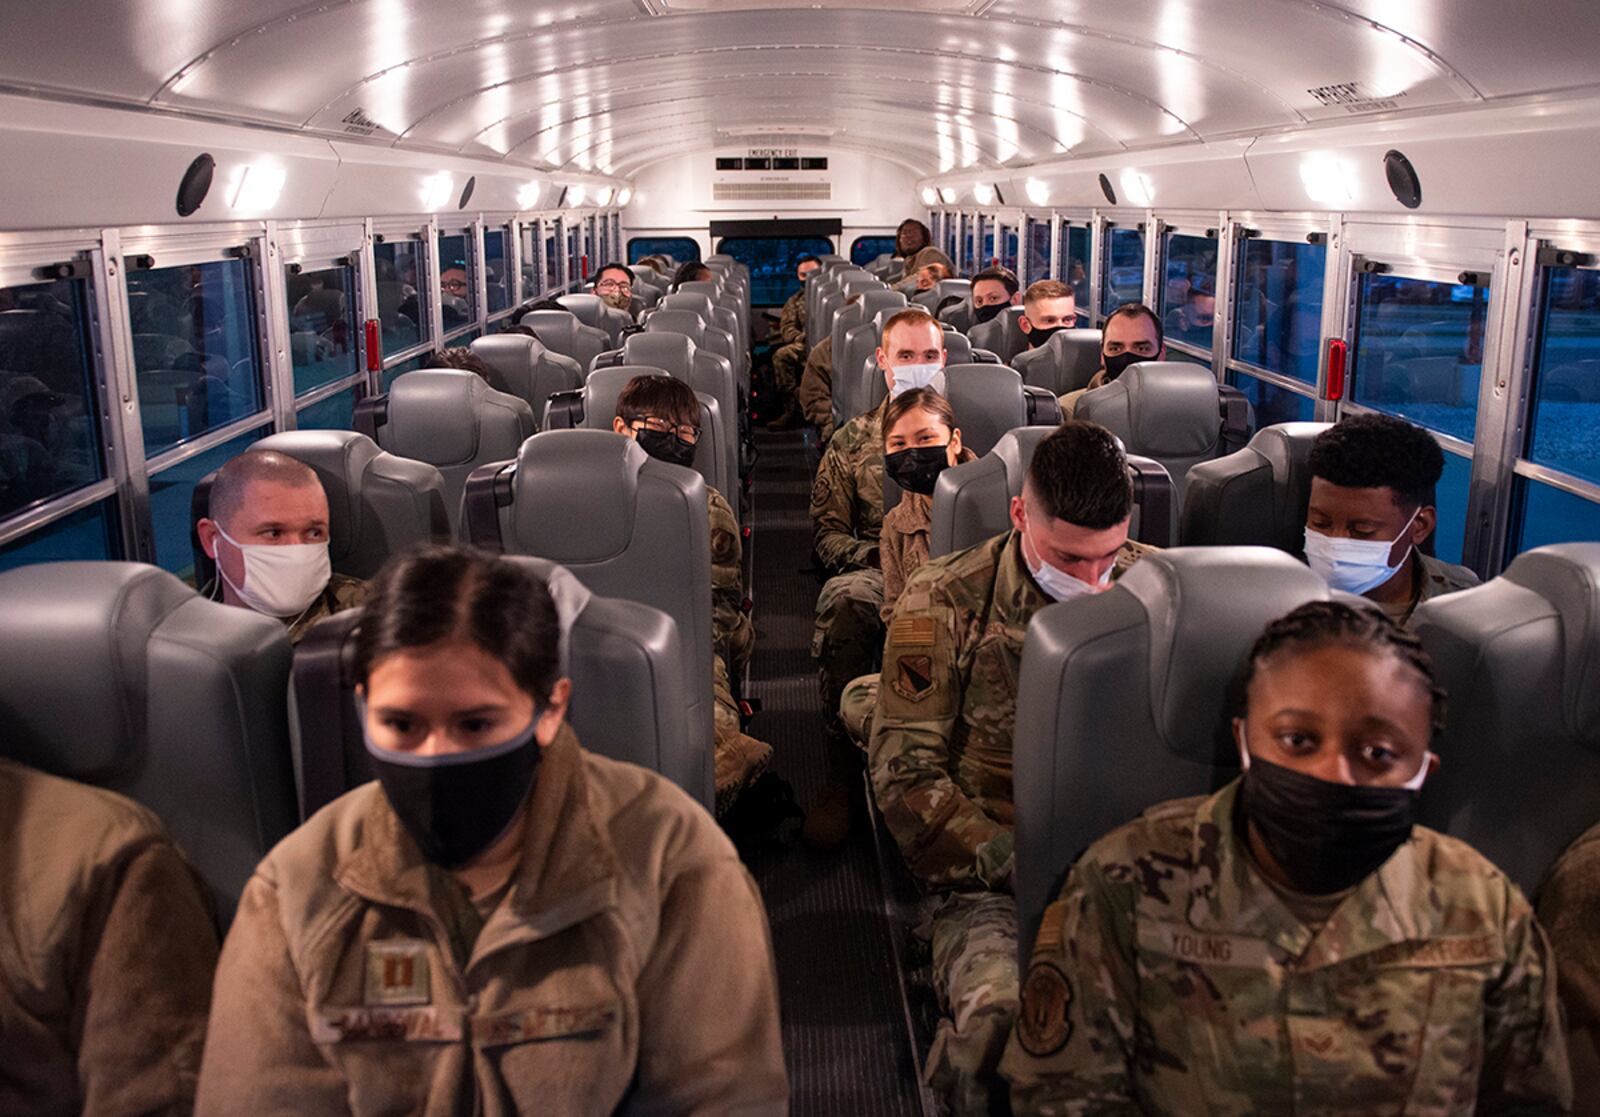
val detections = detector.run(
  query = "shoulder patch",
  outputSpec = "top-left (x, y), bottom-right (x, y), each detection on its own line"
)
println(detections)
top-left (1016, 961), bottom-right (1073, 1057)
top-left (890, 654), bottom-right (936, 702)
top-left (889, 614), bottom-right (936, 647)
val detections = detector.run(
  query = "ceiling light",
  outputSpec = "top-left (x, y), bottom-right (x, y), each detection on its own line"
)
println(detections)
top-left (920, 186), bottom-right (939, 207)
top-left (937, 186), bottom-right (959, 205)
top-left (594, 185), bottom-right (614, 206)
top-left (517, 181), bottom-right (542, 210)
top-left (419, 172), bottom-right (454, 211)
top-left (972, 182), bottom-right (996, 205)
top-left (228, 163), bottom-right (286, 213)
top-left (1025, 178), bottom-right (1050, 206)
top-left (617, 187), bottom-right (634, 206)
top-left (1119, 169), bottom-right (1154, 207)
top-left (566, 184), bottom-right (587, 207)
top-left (1299, 154), bottom-right (1357, 206)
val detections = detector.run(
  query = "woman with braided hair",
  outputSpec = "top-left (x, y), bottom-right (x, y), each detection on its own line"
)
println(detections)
top-left (1002, 600), bottom-right (1572, 1114)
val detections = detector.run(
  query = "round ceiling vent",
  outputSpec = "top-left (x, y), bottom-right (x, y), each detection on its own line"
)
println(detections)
top-left (175, 153), bottom-right (216, 218)
top-left (1098, 173), bottom-right (1118, 206)
top-left (1383, 150), bottom-right (1422, 209)
top-left (458, 175), bottom-right (477, 209)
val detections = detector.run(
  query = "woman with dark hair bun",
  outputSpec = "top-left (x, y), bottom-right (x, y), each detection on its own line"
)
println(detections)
top-left (197, 545), bottom-right (788, 1116)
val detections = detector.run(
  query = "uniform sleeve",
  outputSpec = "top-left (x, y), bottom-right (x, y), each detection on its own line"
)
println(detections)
top-left (1478, 885), bottom-right (1573, 1114)
top-left (195, 874), bottom-right (348, 1116)
top-left (798, 340), bottom-right (834, 438)
top-left (75, 840), bottom-right (220, 1117)
top-left (810, 436), bottom-right (874, 574)
top-left (632, 856), bottom-right (788, 1115)
top-left (1002, 859), bottom-right (1141, 1115)
top-left (707, 490), bottom-right (751, 668)
top-left (867, 575), bottom-right (1009, 890)
top-left (778, 294), bottom-right (806, 348)
top-left (879, 517), bottom-right (909, 624)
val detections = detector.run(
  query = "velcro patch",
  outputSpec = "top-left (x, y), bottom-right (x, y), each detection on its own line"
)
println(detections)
top-left (1137, 921), bottom-right (1274, 970)
top-left (473, 1003), bottom-right (619, 1047)
top-left (312, 1005), bottom-right (462, 1044)
top-left (890, 654), bottom-right (936, 702)
top-left (890, 614), bottom-right (936, 647)
top-left (1016, 961), bottom-right (1073, 1058)
top-left (1361, 933), bottom-right (1505, 971)
top-left (365, 939), bottom-right (431, 1006)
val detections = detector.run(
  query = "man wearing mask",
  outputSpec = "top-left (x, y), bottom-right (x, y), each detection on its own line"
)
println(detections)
top-left (769, 254), bottom-right (821, 431)
top-left (1059, 302), bottom-right (1166, 417)
top-left (870, 421), bottom-right (1153, 1115)
top-left (969, 267), bottom-right (1021, 325)
top-left (1305, 413), bottom-right (1479, 625)
top-left (1017, 279), bottom-right (1077, 350)
top-left (592, 262), bottom-right (640, 318)
top-left (807, 309), bottom-right (947, 850)
top-left (196, 450), bottom-right (368, 644)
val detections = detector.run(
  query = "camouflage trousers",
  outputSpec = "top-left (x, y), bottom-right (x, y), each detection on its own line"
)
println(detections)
top-left (713, 654), bottom-right (772, 817)
top-left (812, 568), bottom-right (885, 737)
top-left (839, 672), bottom-right (879, 750)
top-left (772, 340), bottom-right (806, 406)
top-left (924, 891), bottom-right (1020, 1117)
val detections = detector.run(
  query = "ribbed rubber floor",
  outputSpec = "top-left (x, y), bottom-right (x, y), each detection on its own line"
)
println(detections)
top-left (741, 429), bottom-right (929, 1117)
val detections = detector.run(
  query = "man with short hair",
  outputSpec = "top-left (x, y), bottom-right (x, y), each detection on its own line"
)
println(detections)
top-left (1018, 279), bottom-right (1078, 349)
top-left (769, 255), bottom-right (822, 431)
top-left (870, 421), bottom-right (1154, 1116)
top-left (807, 309), bottom-right (948, 849)
top-left (1306, 412), bottom-right (1479, 625)
top-left (970, 267), bottom-right (1021, 325)
top-left (196, 450), bottom-right (368, 644)
top-left (1059, 301), bottom-right (1166, 416)
top-left (592, 262), bottom-right (639, 317)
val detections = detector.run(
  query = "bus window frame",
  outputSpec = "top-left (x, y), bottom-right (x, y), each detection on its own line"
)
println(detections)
top-left (278, 247), bottom-right (370, 428)
top-left (372, 218), bottom-right (439, 373)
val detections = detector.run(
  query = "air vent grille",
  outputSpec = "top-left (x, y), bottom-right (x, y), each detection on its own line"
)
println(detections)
top-left (712, 182), bottom-right (832, 201)
top-left (714, 130), bottom-right (834, 146)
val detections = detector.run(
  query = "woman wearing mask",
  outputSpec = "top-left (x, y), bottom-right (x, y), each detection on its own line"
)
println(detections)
top-left (1003, 601), bottom-right (1571, 1114)
top-left (196, 546), bottom-right (787, 1116)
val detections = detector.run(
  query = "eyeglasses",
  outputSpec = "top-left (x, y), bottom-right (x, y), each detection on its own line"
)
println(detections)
top-left (628, 415), bottom-right (701, 445)
top-left (440, 278), bottom-right (469, 292)
top-left (596, 279), bottom-right (633, 294)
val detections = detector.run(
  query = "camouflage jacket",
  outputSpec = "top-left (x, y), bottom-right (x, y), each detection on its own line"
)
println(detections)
top-left (1004, 782), bottom-right (1572, 1116)
top-left (1379, 551), bottom-right (1481, 628)
top-left (868, 530), bottom-right (1149, 892)
top-left (777, 290), bottom-right (806, 348)
top-left (709, 487), bottom-right (752, 670)
top-left (880, 490), bottom-right (932, 622)
top-left (809, 398), bottom-right (886, 574)
top-left (799, 336), bottom-right (835, 438)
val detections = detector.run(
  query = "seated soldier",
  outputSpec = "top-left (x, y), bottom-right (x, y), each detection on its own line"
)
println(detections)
top-left (870, 421), bottom-right (1153, 1115)
top-left (672, 261), bottom-right (714, 291)
top-left (591, 262), bottom-right (640, 318)
top-left (1059, 301), bottom-right (1166, 417)
top-left (769, 254), bottom-right (822, 431)
top-left (797, 292), bottom-right (864, 444)
top-left (1017, 279), bottom-right (1077, 350)
top-left (838, 386), bottom-right (975, 747)
top-left (0, 757), bottom-right (219, 1117)
top-left (612, 374), bottom-right (773, 814)
top-left (1005, 601), bottom-right (1571, 1114)
top-left (970, 266), bottom-right (1021, 325)
top-left (426, 344), bottom-right (494, 377)
top-left (196, 449), bottom-right (368, 644)
top-left (1537, 823), bottom-right (1600, 1114)
top-left (196, 546), bottom-right (788, 1114)
top-left (894, 218), bottom-right (934, 267)
top-left (1306, 413), bottom-right (1479, 625)
top-left (807, 309), bottom-right (950, 850)
top-left (896, 250), bottom-right (956, 296)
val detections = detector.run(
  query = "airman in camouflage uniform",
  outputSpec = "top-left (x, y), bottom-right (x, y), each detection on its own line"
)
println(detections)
top-left (1004, 781), bottom-right (1573, 1115)
top-left (1377, 551), bottom-right (1480, 628)
top-left (870, 528), bottom-right (1150, 1114)
top-left (799, 335), bottom-right (838, 443)
top-left (710, 487), bottom-right (770, 813)
top-left (769, 260), bottom-right (816, 430)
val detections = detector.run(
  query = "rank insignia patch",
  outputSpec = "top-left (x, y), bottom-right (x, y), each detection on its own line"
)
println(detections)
top-left (365, 939), bottom-right (431, 1006)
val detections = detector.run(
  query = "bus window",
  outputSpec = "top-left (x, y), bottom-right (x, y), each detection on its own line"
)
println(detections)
top-left (1434, 449), bottom-right (1472, 566)
top-left (127, 258), bottom-right (264, 458)
top-left (1351, 272), bottom-right (1487, 445)
top-left (285, 263), bottom-right (358, 397)
top-left (1513, 477), bottom-right (1600, 551)
top-left (1103, 227), bottom-right (1145, 317)
top-left (295, 384), bottom-right (362, 431)
top-left (1525, 265), bottom-right (1600, 487)
top-left (628, 237), bottom-right (700, 265)
top-left (718, 236), bottom-right (834, 306)
top-left (1232, 371), bottom-right (1318, 426)
top-left (943, 217), bottom-right (959, 265)
top-left (1058, 225), bottom-right (1090, 319)
top-left (374, 239), bottom-right (426, 357)
top-left (850, 236), bottom-right (896, 267)
top-left (1160, 233), bottom-right (1218, 352)
top-left (1000, 226), bottom-right (1019, 274)
top-left (0, 278), bottom-right (104, 520)
top-left (565, 223), bottom-right (582, 287)
top-left (437, 233), bottom-right (474, 335)
top-left (1234, 238), bottom-right (1326, 385)
top-left (544, 227), bottom-right (560, 293)
top-left (980, 217), bottom-right (995, 269)
top-left (484, 229), bottom-right (510, 315)
top-left (0, 500), bottom-right (120, 572)
top-left (148, 426), bottom-right (267, 578)
top-left (1024, 217), bottom-right (1052, 282)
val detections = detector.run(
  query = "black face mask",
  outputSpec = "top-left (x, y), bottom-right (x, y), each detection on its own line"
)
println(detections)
top-left (1238, 755), bottom-right (1418, 895)
top-left (366, 718), bottom-right (543, 868)
top-left (1101, 350), bottom-right (1149, 382)
top-left (884, 445), bottom-right (951, 497)
top-left (973, 302), bottom-right (1006, 325)
top-left (1027, 324), bottom-right (1069, 349)
top-left (635, 427), bottom-right (697, 468)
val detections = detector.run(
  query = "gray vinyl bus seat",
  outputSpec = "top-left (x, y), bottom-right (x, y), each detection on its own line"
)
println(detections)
top-left (0, 561), bottom-right (298, 922)
top-left (460, 430), bottom-right (715, 804)
top-left (545, 364), bottom-right (732, 502)
top-left (1012, 546), bottom-right (1336, 961)
top-left (188, 429), bottom-right (450, 587)
top-left (518, 309), bottom-right (609, 372)
top-left (1412, 543), bottom-right (1600, 894)
top-left (1076, 362), bottom-right (1256, 501)
top-left (969, 305), bottom-right (1029, 365)
top-left (353, 369), bottom-right (535, 535)
top-left (1180, 422), bottom-right (1331, 550)
top-left (289, 557), bottom-right (709, 817)
top-left (661, 291), bottom-right (744, 365)
top-left (944, 363), bottom-right (1063, 457)
top-left (596, 331), bottom-right (742, 489)
top-left (832, 288), bottom-right (909, 373)
top-left (928, 425), bottom-right (1178, 557)
top-left (471, 333), bottom-right (585, 420)
top-left (679, 279), bottom-right (747, 347)
top-left (813, 275), bottom-right (881, 350)
top-left (645, 308), bottom-right (742, 389)
top-left (915, 278), bottom-right (971, 315)
top-left (557, 292), bottom-right (635, 347)
top-left (1011, 329), bottom-right (1105, 397)
top-left (810, 266), bottom-right (872, 327)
